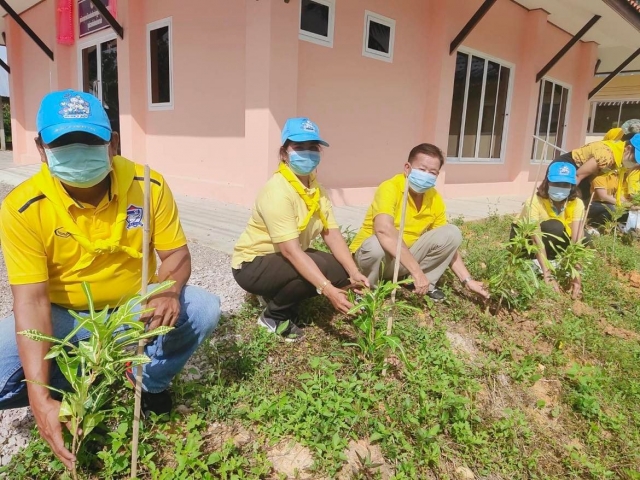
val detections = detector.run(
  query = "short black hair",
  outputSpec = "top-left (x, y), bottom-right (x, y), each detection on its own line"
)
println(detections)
top-left (408, 143), bottom-right (445, 168)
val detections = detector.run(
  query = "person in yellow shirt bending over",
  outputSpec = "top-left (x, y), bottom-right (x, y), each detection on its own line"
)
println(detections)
top-left (350, 144), bottom-right (489, 303)
top-left (232, 118), bottom-right (369, 342)
top-left (0, 90), bottom-right (220, 469)
top-left (514, 162), bottom-right (585, 298)
top-left (587, 172), bottom-right (632, 228)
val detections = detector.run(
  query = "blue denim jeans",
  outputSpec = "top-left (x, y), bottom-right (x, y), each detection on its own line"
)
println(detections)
top-left (0, 285), bottom-right (221, 410)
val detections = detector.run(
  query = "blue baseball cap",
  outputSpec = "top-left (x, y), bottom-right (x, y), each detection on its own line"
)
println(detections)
top-left (37, 89), bottom-right (112, 144)
top-left (281, 117), bottom-right (329, 147)
top-left (547, 162), bottom-right (577, 185)
top-left (630, 134), bottom-right (640, 164)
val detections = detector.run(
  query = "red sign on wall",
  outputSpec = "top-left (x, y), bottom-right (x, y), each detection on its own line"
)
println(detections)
top-left (78, 0), bottom-right (117, 38)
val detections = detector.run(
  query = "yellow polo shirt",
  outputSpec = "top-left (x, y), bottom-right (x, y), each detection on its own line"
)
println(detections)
top-left (350, 174), bottom-right (447, 252)
top-left (0, 156), bottom-right (186, 310)
top-left (516, 195), bottom-right (584, 225)
top-left (232, 173), bottom-right (339, 269)
top-left (626, 170), bottom-right (640, 196)
top-left (591, 173), bottom-right (619, 197)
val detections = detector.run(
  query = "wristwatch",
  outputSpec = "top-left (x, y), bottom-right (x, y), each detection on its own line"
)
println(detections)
top-left (317, 280), bottom-right (330, 295)
top-left (461, 276), bottom-right (472, 286)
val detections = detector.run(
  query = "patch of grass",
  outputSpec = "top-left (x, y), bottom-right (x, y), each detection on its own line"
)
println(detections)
top-left (4, 215), bottom-right (640, 479)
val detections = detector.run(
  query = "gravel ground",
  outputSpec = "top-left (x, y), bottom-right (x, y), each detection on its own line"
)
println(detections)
top-left (0, 182), bottom-right (246, 466)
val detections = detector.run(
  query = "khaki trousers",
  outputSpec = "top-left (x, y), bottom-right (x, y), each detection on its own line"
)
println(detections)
top-left (354, 224), bottom-right (462, 287)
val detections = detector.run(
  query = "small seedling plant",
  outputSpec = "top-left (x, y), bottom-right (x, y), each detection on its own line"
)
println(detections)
top-left (486, 219), bottom-right (541, 312)
top-left (552, 239), bottom-right (594, 290)
top-left (345, 280), bottom-right (418, 369)
top-left (18, 281), bottom-right (174, 479)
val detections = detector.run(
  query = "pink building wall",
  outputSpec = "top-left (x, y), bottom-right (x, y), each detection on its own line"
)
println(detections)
top-left (5, 0), bottom-right (598, 207)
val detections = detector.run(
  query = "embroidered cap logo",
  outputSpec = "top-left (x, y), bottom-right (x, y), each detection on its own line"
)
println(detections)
top-left (301, 120), bottom-right (317, 133)
top-left (559, 166), bottom-right (570, 176)
top-left (59, 95), bottom-right (91, 119)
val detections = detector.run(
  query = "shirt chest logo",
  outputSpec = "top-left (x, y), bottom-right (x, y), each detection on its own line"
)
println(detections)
top-left (126, 205), bottom-right (144, 229)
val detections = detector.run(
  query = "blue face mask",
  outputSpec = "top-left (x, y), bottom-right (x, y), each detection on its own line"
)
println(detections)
top-left (548, 186), bottom-right (571, 202)
top-left (45, 144), bottom-right (111, 188)
top-left (408, 169), bottom-right (437, 194)
top-left (288, 150), bottom-right (321, 176)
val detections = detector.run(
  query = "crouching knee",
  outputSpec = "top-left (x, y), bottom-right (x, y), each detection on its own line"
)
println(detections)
top-left (441, 224), bottom-right (463, 249)
top-left (184, 286), bottom-right (221, 338)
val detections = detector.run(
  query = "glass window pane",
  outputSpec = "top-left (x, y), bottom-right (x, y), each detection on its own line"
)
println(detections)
top-left (545, 83), bottom-right (564, 157)
top-left (82, 45), bottom-right (98, 98)
top-left (448, 52), bottom-right (468, 157)
top-left (593, 102), bottom-right (621, 133)
top-left (620, 101), bottom-right (640, 126)
top-left (367, 20), bottom-right (391, 53)
top-left (100, 39), bottom-right (119, 134)
top-left (478, 61), bottom-right (500, 158)
top-left (462, 56), bottom-right (485, 158)
top-left (300, 0), bottom-right (329, 37)
top-left (491, 65), bottom-right (510, 158)
top-left (150, 26), bottom-right (171, 104)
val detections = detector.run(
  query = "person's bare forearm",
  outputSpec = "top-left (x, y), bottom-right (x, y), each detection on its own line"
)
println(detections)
top-left (323, 229), bottom-right (359, 277)
top-left (14, 299), bottom-right (53, 405)
top-left (449, 251), bottom-right (470, 281)
top-left (375, 229), bottom-right (424, 279)
top-left (285, 248), bottom-right (334, 288)
top-left (595, 190), bottom-right (617, 205)
top-left (157, 247), bottom-right (191, 294)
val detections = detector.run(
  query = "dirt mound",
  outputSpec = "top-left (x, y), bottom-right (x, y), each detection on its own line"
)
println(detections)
top-left (266, 439), bottom-right (315, 479)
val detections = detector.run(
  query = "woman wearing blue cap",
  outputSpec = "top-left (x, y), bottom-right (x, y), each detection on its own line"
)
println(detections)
top-left (512, 162), bottom-right (586, 298)
top-left (232, 118), bottom-right (369, 341)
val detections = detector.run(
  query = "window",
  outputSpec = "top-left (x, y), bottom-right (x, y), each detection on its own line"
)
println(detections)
top-left (532, 79), bottom-right (570, 162)
top-left (588, 100), bottom-right (640, 134)
top-left (362, 11), bottom-right (395, 63)
top-left (447, 51), bottom-right (512, 162)
top-left (299, 0), bottom-right (335, 48)
top-left (147, 18), bottom-right (173, 110)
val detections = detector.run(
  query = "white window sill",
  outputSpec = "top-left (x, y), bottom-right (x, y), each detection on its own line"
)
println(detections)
top-left (446, 157), bottom-right (505, 165)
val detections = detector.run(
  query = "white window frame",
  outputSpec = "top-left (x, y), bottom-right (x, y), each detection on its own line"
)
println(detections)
top-left (447, 47), bottom-right (515, 165)
top-left (299, 0), bottom-right (335, 48)
top-left (76, 30), bottom-right (118, 104)
top-left (147, 17), bottom-right (174, 111)
top-left (588, 98), bottom-right (640, 135)
top-left (362, 10), bottom-right (395, 63)
top-left (531, 77), bottom-right (572, 164)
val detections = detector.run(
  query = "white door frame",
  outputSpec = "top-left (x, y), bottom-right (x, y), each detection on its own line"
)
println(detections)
top-left (76, 30), bottom-right (118, 104)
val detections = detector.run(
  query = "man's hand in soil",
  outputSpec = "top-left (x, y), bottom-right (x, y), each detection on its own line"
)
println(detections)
top-left (32, 397), bottom-right (76, 470)
top-left (144, 291), bottom-right (181, 330)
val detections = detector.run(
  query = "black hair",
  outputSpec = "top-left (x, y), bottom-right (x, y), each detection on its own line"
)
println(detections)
top-left (408, 143), bottom-right (445, 168)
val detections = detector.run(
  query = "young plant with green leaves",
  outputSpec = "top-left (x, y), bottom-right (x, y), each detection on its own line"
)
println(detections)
top-left (18, 281), bottom-right (174, 479)
top-left (551, 239), bottom-right (594, 290)
top-left (345, 280), bottom-right (418, 369)
top-left (601, 203), bottom-right (628, 258)
top-left (486, 219), bottom-right (541, 312)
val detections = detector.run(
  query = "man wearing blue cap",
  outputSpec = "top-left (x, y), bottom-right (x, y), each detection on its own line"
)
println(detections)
top-left (0, 90), bottom-right (221, 469)
top-left (232, 117), bottom-right (369, 341)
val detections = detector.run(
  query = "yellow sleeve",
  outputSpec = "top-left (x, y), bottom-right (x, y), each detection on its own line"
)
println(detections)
top-left (591, 174), bottom-right (609, 191)
top-left (432, 194), bottom-right (447, 228)
top-left (371, 181), bottom-right (398, 219)
top-left (590, 144), bottom-right (616, 170)
top-left (519, 197), bottom-right (543, 223)
top-left (571, 199), bottom-right (585, 223)
top-left (256, 189), bottom-right (300, 244)
top-left (0, 201), bottom-right (49, 285)
top-left (152, 175), bottom-right (188, 251)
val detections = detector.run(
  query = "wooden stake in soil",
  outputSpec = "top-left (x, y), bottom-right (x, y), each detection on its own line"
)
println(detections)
top-left (131, 165), bottom-right (151, 479)
top-left (386, 175), bottom-right (410, 336)
top-left (578, 191), bottom-right (595, 237)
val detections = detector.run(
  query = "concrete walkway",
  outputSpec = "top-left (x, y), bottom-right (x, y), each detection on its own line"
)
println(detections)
top-left (0, 152), bottom-right (527, 254)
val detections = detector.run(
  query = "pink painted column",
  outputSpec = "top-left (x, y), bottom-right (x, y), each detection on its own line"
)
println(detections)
top-left (423, 0), bottom-right (456, 190)
top-left (6, 17), bottom-right (27, 164)
top-left (508, 8), bottom-right (548, 186)
top-left (567, 41), bottom-right (598, 148)
top-left (244, 0), bottom-right (299, 199)
top-left (116, 0), bottom-right (148, 163)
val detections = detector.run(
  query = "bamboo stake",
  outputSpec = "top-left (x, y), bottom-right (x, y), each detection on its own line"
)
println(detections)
top-left (528, 139), bottom-right (551, 218)
top-left (386, 175), bottom-right (410, 336)
top-left (131, 165), bottom-right (151, 479)
top-left (579, 191), bottom-right (595, 236)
